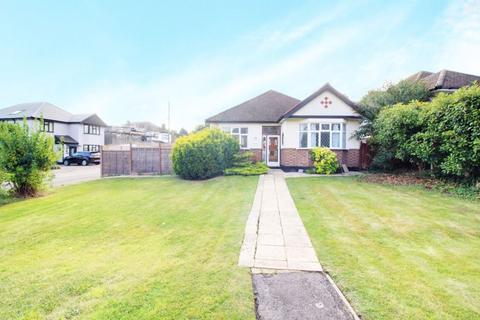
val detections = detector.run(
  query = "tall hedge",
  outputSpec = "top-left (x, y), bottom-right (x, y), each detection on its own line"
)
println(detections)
top-left (371, 83), bottom-right (480, 181)
top-left (171, 128), bottom-right (239, 180)
top-left (371, 101), bottom-right (428, 170)
top-left (422, 84), bottom-right (480, 178)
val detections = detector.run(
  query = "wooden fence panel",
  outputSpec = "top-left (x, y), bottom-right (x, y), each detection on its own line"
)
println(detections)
top-left (101, 150), bottom-right (131, 176)
top-left (101, 144), bottom-right (172, 177)
top-left (131, 147), bottom-right (161, 175)
top-left (160, 144), bottom-right (173, 174)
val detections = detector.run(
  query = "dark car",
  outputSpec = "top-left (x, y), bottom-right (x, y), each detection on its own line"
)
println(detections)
top-left (63, 151), bottom-right (101, 166)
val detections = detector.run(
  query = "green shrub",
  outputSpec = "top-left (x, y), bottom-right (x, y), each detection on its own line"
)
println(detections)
top-left (171, 128), bottom-right (239, 180)
top-left (371, 101), bottom-right (428, 170)
top-left (310, 147), bottom-right (339, 174)
top-left (224, 162), bottom-right (269, 176)
top-left (422, 84), bottom-right (480, 179)
top-left (0, 120), bottom-right (57, 196)
top-left (355, 80), bottom-right (431, 139)
top-left (369, 83), bottom-right (480, 182)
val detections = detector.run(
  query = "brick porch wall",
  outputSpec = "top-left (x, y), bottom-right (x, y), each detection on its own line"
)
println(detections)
top-left (280, 148), bottom-right (360, 168)
top-left (242, 149), bottom-right (262, 162)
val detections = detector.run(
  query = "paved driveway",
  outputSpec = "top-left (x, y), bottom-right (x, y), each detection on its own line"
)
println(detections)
top-left (52, 165), bottom-right (101, 187)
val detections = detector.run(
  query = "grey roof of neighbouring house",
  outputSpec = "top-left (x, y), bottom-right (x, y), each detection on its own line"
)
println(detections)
top-left (406, 70), bottom-right (480, 91)
top-left (206, 90), bottom-right (300, 123)
top-left (0, 102), bottom-right (107, 126)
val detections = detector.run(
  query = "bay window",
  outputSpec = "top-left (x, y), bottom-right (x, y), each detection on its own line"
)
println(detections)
top-left (299, 122), bottom-right (346, 149)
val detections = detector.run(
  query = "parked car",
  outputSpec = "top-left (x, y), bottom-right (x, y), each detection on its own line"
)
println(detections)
top-left (63, 152), bottom-right (101, 166)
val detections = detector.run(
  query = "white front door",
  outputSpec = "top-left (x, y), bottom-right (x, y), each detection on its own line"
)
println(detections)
top-left (266, 135), bottom-right (280, 167)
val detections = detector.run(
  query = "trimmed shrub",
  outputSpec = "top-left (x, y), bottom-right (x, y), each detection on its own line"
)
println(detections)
top-left (171, 128), bottom-right (239, 180)
top-left (0, 120), bottom-right (57, 196)
top-left (310, 147), bottom-right (339, 174)
top-left (224, 151), bottom-right (268, 176)
top-left (224, 162), bottom-right (269, 176)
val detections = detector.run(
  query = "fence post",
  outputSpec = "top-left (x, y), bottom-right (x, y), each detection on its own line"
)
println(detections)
top-left (129, 143), bottom-right (133, 175)
top-left (159, 143), bottom-right (162, 175)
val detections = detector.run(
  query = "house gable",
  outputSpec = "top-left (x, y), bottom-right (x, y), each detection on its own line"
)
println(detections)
top-left (282, 83), bottom-right (360, 119)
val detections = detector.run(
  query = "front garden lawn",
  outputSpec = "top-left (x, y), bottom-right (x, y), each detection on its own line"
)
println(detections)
top-left (287, 177), bottom-right (480, 320)
top-left (0, 177), bottom-right (257, 320)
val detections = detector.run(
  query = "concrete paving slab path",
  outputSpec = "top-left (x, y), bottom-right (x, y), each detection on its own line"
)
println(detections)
top-left (239, 171), bottom-right (359, 320)
top-left (238, 171), bottom-right (322, 271)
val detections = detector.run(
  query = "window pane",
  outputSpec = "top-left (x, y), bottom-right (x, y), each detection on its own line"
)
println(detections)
top-left (332, 123), bottom-right (341, 131)
top-left (240, 128), bottom-right (248, 134)
top-left (310, 132), bottom-right (318, 147)
top-left (232, 128), bottom-right (239, 133)
top-left (240, 135), bottom-right (248, 148)
top-left (342, 123), bottom-right (347, 149)
top-left (332, 132), bottom-right (340, 148)
top-left (300, 123), bottom-right (308, 131)
top-left (232, 134), bottom-right (239, 142)
top-left (321, 132), bottom-right (330, 147)
top-left (299, 132), bottom-right (308, 148)
top-left (310, 123), bottom-right (319, 131)
top-left (321, 124), bottom-right (330, 130)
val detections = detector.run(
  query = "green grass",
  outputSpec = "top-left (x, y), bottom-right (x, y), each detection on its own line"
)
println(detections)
top-left (287, 177), bottom-right (480, 320)
top-left (0, 176), bottom-right (257, 320)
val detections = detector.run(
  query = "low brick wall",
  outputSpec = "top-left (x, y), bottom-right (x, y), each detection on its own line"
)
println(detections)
top-left (280, 148), bottom-right (360, 168)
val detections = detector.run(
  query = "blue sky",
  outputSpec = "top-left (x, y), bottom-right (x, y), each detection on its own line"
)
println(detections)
top-left (0, 0), bottom-right (479, 130)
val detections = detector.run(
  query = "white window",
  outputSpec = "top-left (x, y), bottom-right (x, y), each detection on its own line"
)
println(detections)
top-left (299, 122), bottom-right (346, 149)
top-left (84, 124), bottom-right (100, 135)
top-left (225, 127), bottom-right (248, 149)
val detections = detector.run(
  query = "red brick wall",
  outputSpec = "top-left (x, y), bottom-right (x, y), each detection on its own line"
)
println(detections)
top-left (280, 148), bottom-right (360, 168)
top-left (280, 149), bottom-right (311, 167)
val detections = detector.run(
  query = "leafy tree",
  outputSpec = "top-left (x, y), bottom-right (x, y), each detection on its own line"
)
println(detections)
top-left (0, 120), bottom-right (57, 196)
top-left (356, 80), bottom-right (431, 139)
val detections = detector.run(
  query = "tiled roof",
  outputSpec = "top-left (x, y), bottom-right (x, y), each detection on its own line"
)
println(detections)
top-left (406, 70), bottom-right (480, 90)
top-left (0, 102), bottom-right (107, 126)
top-left (206, 90), bottom-right (300, 123)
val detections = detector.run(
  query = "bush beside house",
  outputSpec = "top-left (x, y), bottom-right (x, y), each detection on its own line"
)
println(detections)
top-left (0, 120), bottom-right (57, 196)
top-left (370, 83), bottom-right (480, 182)
top-left (171, 128), bottom-right (239, 180)
top-left (310, 147), bottom-right (339, 174)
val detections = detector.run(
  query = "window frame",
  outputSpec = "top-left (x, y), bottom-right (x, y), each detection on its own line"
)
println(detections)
top-left (83, 144), bottom-right (100, 152)
top-left (224, 126), bottom-right (249, 149)
top-left (298, 122), bottom-right (346, 149)
top-left (83, 124), bottom-right (101, 135)
top-left (42, 121), bottom-right (54, 133)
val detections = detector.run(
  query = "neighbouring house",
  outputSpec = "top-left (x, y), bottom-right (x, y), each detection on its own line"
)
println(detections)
top-left (0, 102), bottom-right (107, 161)
top-left (406, 69), bottom-right (480, 94)
top-left (206, 83), bottom-right (363, 170)
top-left (105, 125), bottom-right (171, 145)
